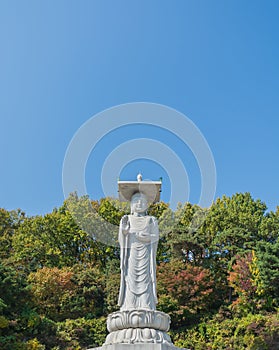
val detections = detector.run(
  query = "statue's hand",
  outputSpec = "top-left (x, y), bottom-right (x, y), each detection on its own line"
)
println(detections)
top-left (121, 215), bottom-right (130, 233)
top-left (122, 215), bottom-right (129, 225)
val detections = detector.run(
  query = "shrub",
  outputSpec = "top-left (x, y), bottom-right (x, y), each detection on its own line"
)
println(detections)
top-left (172, 312), bottom-right (279, 350)
top-left (56, 317), bottom-right (107, 349)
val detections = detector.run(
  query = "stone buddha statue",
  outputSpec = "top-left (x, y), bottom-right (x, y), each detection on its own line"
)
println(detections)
top-left (118, 192), bottom-right (159, 311)
top-left (91, 176), bottom-right (186, 349)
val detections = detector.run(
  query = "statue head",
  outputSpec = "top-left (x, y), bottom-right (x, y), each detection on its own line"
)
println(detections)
top-left (131, 192), bottom-right (148, 215)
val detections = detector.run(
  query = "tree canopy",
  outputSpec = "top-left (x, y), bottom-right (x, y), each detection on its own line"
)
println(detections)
top-left (0, 193), bottom-right (278, 349)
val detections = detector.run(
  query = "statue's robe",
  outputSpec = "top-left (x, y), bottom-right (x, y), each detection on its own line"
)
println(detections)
top-left (118, 214), bottom-right (159, 310)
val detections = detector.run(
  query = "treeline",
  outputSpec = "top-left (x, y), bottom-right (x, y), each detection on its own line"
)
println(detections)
top-left (0, 192), bottom-right (278, 349)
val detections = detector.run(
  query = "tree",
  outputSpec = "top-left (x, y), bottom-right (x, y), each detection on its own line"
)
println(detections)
top-left (0, 262), bottom-right (34, 350)
top-left (199, 193), bottom-right (270, 303)
top-left (28, 264), bottom-right (105, 322)
top-left (228, 251), bottom-right (257, 314)
top-left (156, 202), bottom-right (208, 265)
top-left (0, 208), bottom-right (25, 260)
top-left (157, 259), bottom-right (214, 328)
top-left (1, 193), bottom-right (278, 349)
top-left (254, 241), bottom-right (279, 310)
top-left (12, 199), bottom-right (116, 271)
top-left (28, 266), bottom-right (76, 321)
top-left (0, 263), bottom-right (29, 318)
top-left (204, 193), bottom-right (267, 262)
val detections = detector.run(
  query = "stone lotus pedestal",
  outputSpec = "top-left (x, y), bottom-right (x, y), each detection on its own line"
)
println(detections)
top-left (88, 309), bottom-right (186, 350)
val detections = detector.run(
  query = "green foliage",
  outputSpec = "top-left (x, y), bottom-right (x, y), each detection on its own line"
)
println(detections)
top-left (104, 259), bottom-right (121, 313)
top-left (12, 212), bottom-right (81, 270)
top-left (157, 259), bottom-right (215, 327)
top-left (148, 201), bottom-right (169, 219)
top-left (254, 240), bottom-right (279, 309)
top-left (228, 251), bottom-right (258, 314)
top-left (69, 264), bottom-right (105, 318)
top-left (12, 200), bottom-right (117, 272)
top-left (196, 193), bottom-right (276, 306)
top-left (56, 317), bottom-right (107, 349)
top-left (167, 203), bottom-right (209, 264)
top-left (203, 193), bottom-right (267, 263)
top-left (173, 312), bottom-right (279, 350)
top-left (0, 262), bottom-right (30, 318)
top-left (0, 208), bottom-right (25, 260)
top-left (28, 267), bottom-right (76, 321)
top-left (0, 192), bottom-right (279, 349)
top-left (28, 265), bottom-right (105, 322)
top-left (64, 194), bottom-right (122, 258)
top-left (98, 197), bottom-right (129, 225)
top-left (26, 338), bottom-right (46, 350)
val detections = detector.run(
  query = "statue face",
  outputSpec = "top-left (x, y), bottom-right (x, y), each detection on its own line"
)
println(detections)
top-left (131, 193), bottom-right (148, 213)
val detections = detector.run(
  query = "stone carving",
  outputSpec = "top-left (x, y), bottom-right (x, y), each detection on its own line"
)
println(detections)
top-left (105, 328), bottom-right (173, 346)
top-left (118, 193), bottom-right (159, 311)
top-left (107, 309), bottom-right (170, 332)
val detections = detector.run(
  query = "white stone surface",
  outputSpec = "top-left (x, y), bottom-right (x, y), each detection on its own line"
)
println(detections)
top-left (107, 310), bottom-right (170, 332)
top-left (88, 344), bottom-right (185, 350)
top-left (105, 327), bottom-right (173, 345)
top-left (118, 181), bottom-right (162, 203)
top-left (118, 194), bottom-right (159, 311)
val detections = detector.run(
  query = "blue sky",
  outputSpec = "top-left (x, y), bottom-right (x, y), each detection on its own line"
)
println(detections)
top-left (0, 1), bottom-right (279, 215)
